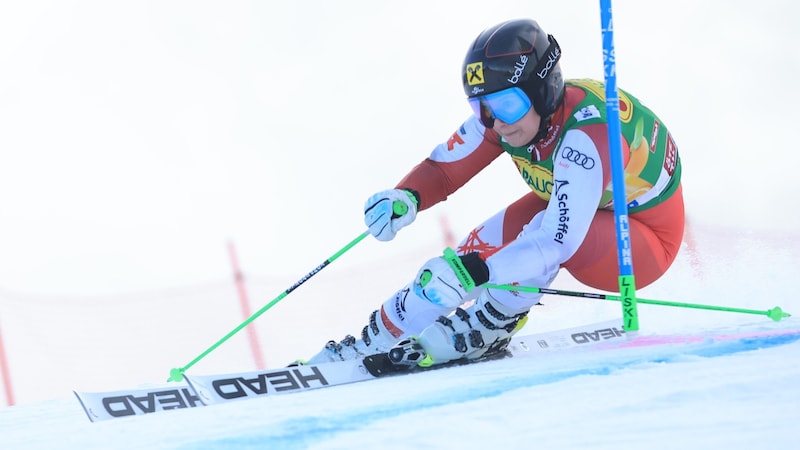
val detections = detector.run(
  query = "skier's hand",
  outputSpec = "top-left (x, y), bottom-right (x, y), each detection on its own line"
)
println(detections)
top-left (412, 251), bottom-right (490, 308)
top-left (364, 189), bottom-right (418, 241)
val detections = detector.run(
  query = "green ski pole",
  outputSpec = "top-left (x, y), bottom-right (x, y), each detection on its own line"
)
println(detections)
top-left (168, 200), bottom-right (411, 382)
top-left (485, 284), bottom-right (792, 322)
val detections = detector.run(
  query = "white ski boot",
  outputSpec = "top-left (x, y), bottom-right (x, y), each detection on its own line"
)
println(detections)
top-left (389, 291), bottom-right (529, 367)
top-left (300, 308), bottom-right (399, 365)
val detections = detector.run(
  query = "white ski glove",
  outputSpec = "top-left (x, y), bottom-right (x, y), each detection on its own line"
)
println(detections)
top-left (364, 189), bottom-right (418, 241)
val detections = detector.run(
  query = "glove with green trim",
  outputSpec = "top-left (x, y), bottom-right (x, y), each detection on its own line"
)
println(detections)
top-left (364, 189), bottom-right (418, 241)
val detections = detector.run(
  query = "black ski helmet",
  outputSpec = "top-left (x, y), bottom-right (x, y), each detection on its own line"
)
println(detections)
top-left (462, 19), bottom-right (564, 120)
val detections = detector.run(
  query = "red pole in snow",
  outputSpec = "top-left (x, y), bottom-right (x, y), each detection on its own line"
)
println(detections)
top-left (439, 214), bottom-right (457, 249)
top-left (0, 320), bottom-right (15, 406)
top-left (227, 241), bottom-right (266, 370)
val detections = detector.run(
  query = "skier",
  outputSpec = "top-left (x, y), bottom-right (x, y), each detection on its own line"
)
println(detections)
top-left (303, 18), bottom-right (684, 367)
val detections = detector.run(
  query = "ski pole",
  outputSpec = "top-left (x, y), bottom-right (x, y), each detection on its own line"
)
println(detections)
top-left (168, 231), bottom-right (368, 381)
top-left (484, 284), bottom-right (792, 322)
top-left (168, 200), bottom-right (410, 382)
top-left (599, 0), bottom-right (640, 331)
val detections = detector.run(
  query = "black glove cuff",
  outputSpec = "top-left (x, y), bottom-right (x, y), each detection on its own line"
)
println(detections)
top-left (459, 252), bottom-right (490, 286)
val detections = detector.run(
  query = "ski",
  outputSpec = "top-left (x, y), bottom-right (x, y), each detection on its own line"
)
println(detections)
top-left (74, 319), bottom-right (800, 422)
top-left (74, 318), bottom-right (624, 421)
top-left (74, 383), bottom-right (203, 422)
top-left (184, 319), bottom-right (624, 406)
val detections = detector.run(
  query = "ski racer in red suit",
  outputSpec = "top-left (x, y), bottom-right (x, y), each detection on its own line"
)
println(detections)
top-left (304, 18), bottom-right (684, 367)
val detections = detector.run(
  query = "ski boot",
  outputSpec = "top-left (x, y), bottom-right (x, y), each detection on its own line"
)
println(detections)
top-left (300, 308), bottom-right (399, 365)
top-left (388, 291), bottom-right (529, 368)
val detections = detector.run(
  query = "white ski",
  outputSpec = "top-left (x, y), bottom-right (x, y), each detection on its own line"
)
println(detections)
top-left (74, 382), bottom-right (203, 422)
top-left (74, 318), bottom-right (626, 422)
top-left (187, 318), bottom-right (626, 405)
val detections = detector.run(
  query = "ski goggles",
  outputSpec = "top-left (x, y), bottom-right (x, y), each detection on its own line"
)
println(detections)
top-left (468, 87), bottom-right (532, 128)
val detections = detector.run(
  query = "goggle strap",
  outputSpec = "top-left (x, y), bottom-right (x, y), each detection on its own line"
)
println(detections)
top-left (532, 35), bottom-right (561, 82)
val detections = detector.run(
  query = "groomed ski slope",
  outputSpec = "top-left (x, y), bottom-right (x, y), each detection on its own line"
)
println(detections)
top-left (2, 322), bottom-right (799, 450)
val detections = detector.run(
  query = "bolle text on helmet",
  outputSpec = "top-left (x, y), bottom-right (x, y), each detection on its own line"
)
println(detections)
top-left (507, 55), bottom-right (529, 84)
top-left (537, 47), bottom-right (561, 79)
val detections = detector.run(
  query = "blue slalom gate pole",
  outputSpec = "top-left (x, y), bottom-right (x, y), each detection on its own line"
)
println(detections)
top-left (599, 0), bottom-right (639, 331)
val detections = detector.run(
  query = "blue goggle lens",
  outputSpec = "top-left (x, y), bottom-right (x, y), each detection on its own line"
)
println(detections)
top-left (468, 88), bottom-right (532, 128)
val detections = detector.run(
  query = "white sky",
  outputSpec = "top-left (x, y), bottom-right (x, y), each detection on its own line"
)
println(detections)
top-left (1, 0), bottom-right (798, 297)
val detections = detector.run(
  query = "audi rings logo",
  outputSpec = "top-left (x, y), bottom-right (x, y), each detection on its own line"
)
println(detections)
top-left (561, 147), bottom-right (595, 170)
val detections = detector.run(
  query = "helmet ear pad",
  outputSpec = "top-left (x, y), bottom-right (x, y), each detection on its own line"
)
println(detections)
top-left (522, 64), bottom-right (564, 118)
